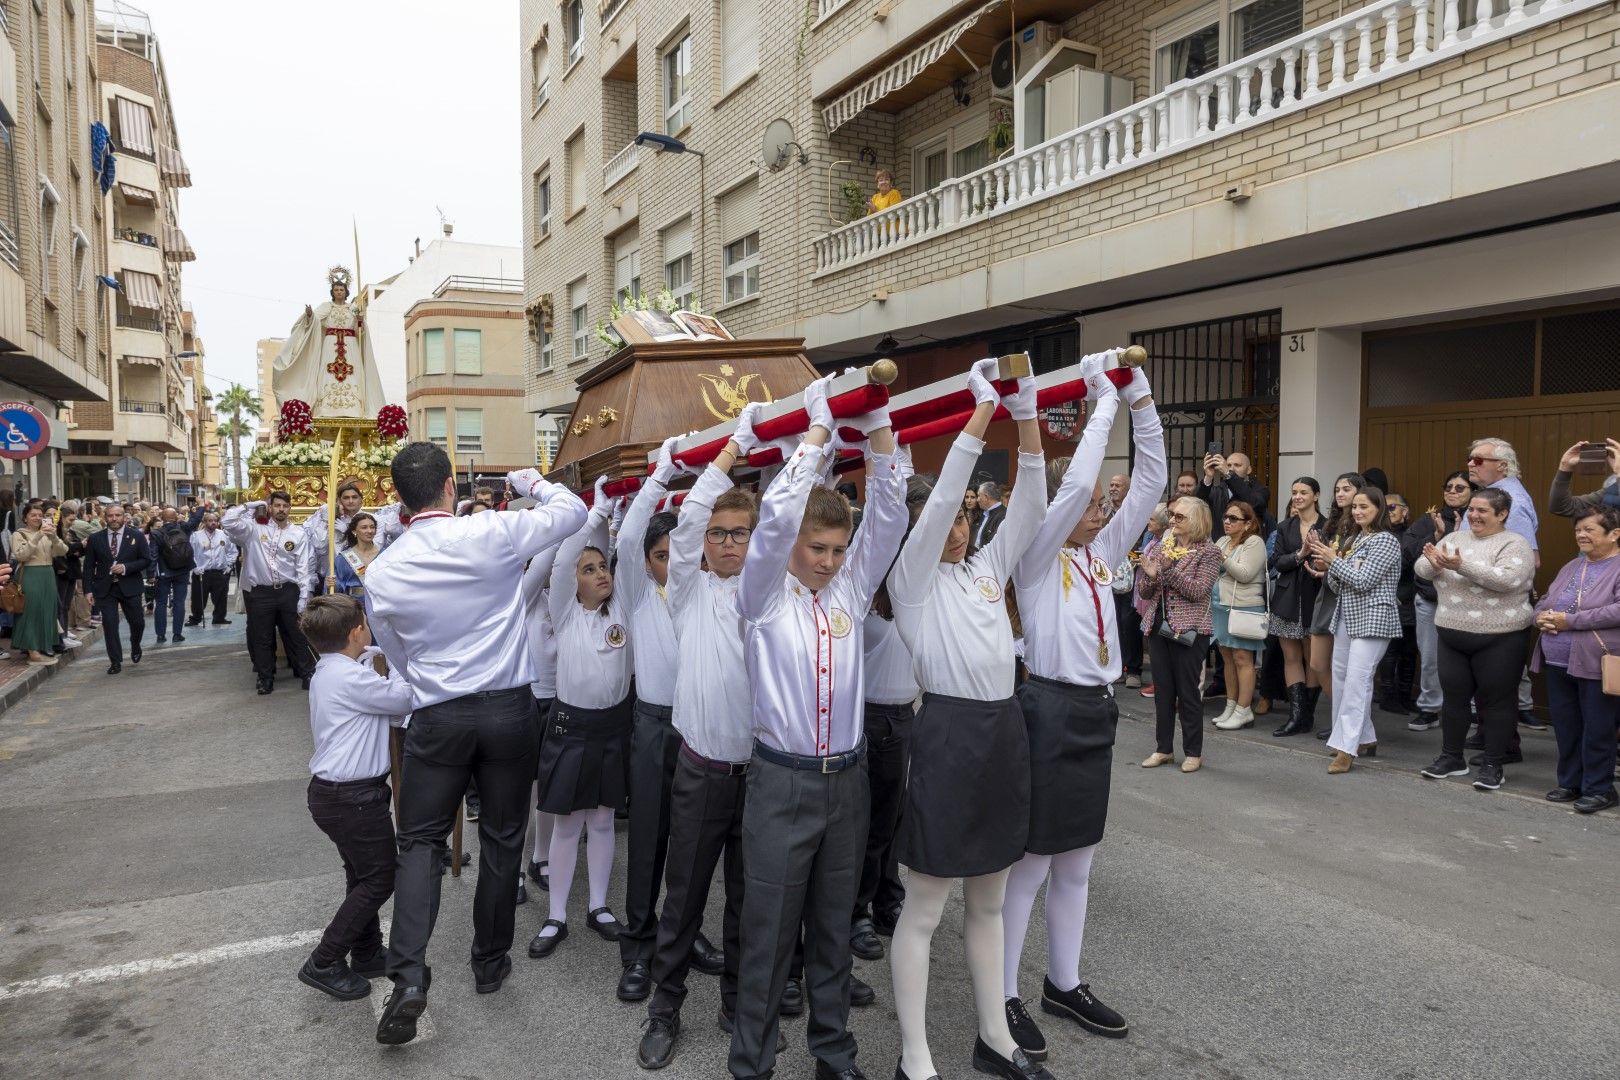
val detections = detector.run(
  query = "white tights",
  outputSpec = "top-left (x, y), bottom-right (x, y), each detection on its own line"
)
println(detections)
top-left (1001, 844), bottom-right (1097, 1000)
top-left (529, 783), bottom-right (554, 863)
top-left (537, 805), bottom-right (615, 936)
top-left (891, 869), bottom-right (1018, 1080)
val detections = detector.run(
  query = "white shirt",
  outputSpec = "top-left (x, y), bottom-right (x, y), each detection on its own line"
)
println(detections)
top-left (739, 441), bottom-right (906, 757)
top-left (668, 463), bottom-right (753, 763)
top-left (617, 476), bottom-right (678, 707)
top-left (863, 613), bottom-right (918, 706)
top-left (189, 527), bottom-right (238, 573)
top-left (521, 545), bottom-right (561, 701)
top-left (305, 505), bottom-right (355, 574)
top-left (221, 504), bottom-right (314, 604)
top-left (1015, 395), bottom-right (1167, 687)
top-left (307, 648), bottom-right (415, 781)
top-left (549, 505), bottom-right (633, 708)
top-left (890, 432), bottom-right (1046, 701)
top-left (373, 503), bottom-right (406, 548)
top-left (364, 486), bottom-right (587, 710)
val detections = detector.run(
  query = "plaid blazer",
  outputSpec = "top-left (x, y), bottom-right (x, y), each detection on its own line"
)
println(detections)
top-left (1327, 531), bottom-right (1402, 639)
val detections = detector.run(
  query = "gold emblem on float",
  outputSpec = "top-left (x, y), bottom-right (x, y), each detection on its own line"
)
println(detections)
top-left (697, 363), bottom-right (773, 421)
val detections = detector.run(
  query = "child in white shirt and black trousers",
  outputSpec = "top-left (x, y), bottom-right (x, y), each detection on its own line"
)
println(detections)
top-left (297, 594), bottom-right (414, 1001)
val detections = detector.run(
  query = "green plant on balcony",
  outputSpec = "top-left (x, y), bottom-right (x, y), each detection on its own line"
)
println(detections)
top-left (987, 105), bottom-right (1014, 160)
top-left (839, 180), bottom-right (868, 224)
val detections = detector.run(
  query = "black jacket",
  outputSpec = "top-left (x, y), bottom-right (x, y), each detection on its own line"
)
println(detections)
top-left (975, 504), bottom-right (1006, 549)
top-left (1200, 473), bottom-right (1274, 536)
top-left (83, 528), bottom-right (152, 601)
top-left (1400, 507), bottom-right (1466, 603)
top-left (1268, 515), bottom-right (1321, 625)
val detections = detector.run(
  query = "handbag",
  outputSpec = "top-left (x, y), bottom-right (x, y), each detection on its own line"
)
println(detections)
top-left (1596, 633), bottom-right (1620, 696)
top-left (1220, 538), bottom-right (1269, 640)
top-left (0, 562), bottom-right (22, 615)
top-left (1154, 589), bottom-right (1197, 647)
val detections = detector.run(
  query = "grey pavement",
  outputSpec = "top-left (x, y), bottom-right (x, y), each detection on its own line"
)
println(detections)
top-left (3, 627), bottom-right (1619, 1080)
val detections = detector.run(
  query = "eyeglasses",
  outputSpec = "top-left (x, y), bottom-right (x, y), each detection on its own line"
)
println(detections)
top-left (704, 527), bottom-right (753, 545)
top-left (1443, 483), bottom-right (1471, 493)
top-left (1169, 512), bottom-right (1188, 522)
top-left (1467, 456), bottom-right (1501, 467)
top-left (1223, 514), bottom-right (1247, 523)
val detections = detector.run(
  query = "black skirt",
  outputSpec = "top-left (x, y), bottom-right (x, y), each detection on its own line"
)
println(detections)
top-left (896, 692), bottom-right (1029, 879)
top-left (535, 694), bottom-right (632, 813)
top-left (1018, 676), bottom-right (1119, 854)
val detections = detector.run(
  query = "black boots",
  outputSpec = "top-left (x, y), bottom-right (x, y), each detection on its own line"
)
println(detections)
top-left (1272, 683), bottom-right (1313, 737)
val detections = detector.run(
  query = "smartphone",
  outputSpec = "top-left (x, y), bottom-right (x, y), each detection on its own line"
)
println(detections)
top-left (1207, 440), bottom-right (1223, 457)
top-left (1576, 441), bottom-right (1610, 475)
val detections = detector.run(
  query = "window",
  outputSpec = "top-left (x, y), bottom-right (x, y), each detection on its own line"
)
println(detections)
top-left (563, 0), bottom-right (584, 66)
top-left (662, 217), bottom-right (693, 310)
top-left (455, 409), bottom-right (483, 454)
top-left (570, 278), bottom-right (589, 360)
top-left (531, 39), bottom-right (550, 110)
top-left (613, 227), bottom-right (641, 305)
top-left (424, 407), bottom-right (448, 447)
top-left (453, 329), bottom-right (482, 374)
top-left (113, 97), bottom-right (156, 159)
top-left (38, 175), bottom-right (60, 295)
top-left (422, 328), bottom-right (445, 375)
top-left (915, 139), bottom-right (948, 194)
top-left (566, 131), bottom-right (586, 216)
top-left (663, 34), bottom-right (690, 135)
top-left (539, 322), bottom-right (554, 372)
top-left (1153, 0), bottom-right (1303, 91)
top-left (0, 107), bottom-right (18, 271)
top-left (536, 425), bottom-right (560, 472)
top-left (719, 0), bottom-right (759, 94)
top-left (718, 179), bottom-right (759, 304)
top-left (534, 168), bottom-right (551, 239)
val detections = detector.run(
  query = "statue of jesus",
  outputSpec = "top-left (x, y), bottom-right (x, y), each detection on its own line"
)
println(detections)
top-left (273, 266), bottom-right (387, 418)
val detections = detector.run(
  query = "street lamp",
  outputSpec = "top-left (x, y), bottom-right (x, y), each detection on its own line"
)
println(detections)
top-left (635, 131), bottom-right (705, 303)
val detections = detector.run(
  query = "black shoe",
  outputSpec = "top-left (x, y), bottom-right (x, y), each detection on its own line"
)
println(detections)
top-left (474, 954), bottom-right (512, 994)
top-left (816, 1061), bottom-right (869, 1080)
top-left (185, 619), bottom-right (201, 627)
top-left (1420, 755), bottom-right (1468, 780)
top-left (1272, 683), bottom-right (1312, 737)
top-left (349, 949), bottom-right (386, 979)
top-left (619, 960), bottom-right (652, 1002)
top-left (298, 954), bottom-right (371, 1001)
top-left (1004, 997), bottom-right (1047, 1062)
top-left (213, 619), bottom-right (232, 625)
top-left (155, 636), bottom-right (166, 644)
top-left (528, 859), bottom-right (550, 890)
top-left (1464, 729), bottom-right (1484, 750)
top-left (1574, 791), bottom-right (1618, 814)
top-left (851, 917), bottom-right (884, 961)
top-left (689, 933), bottom-right (724, 976)
top-left (1407, 711), bottom-right (1440, 732)
top-left (1546, 787), bottom-right (1581, 803)
top-left (527, 920), bottom-right (568, 958)
top-left (172, 634), bottom-right (185, 643)
top-left (851, 974), bottom-right (876, 1007)
top-left (894, 1061), bottom-right (940, 1080)
top-left (780, 976), bottom-right (805, 1016)
top-left (588, 906), bottom-right (623, 941)
top-left (970, 1035), bottom-right (1054, 1079)
top-left (375, 984), bottom-right (427, 1045)
top-left (1519, 709), bottom-right (1548, 731)
top-left (516, 878), bottom-right (527, 905)
top-left (464, 799), bottom-right (480, 822)
top-left (107, 663), bottom-right (121, 675)
top-left (130, 645), bottom-right (142, 664)
top-left (716, 1007), bottom-right (787, 1050)
top-left (1468, 749), bottom-right (1523, 767)
top-left (1040, 976), bottom-right (1127, 1038)
top-left (1315, 727), bottom-right (1331, 740)
top-left (257, 676), bottom-right (273, 695)
top-left (638, 1015), bottom-right (680, 1070)
top-left (1472, 764), bottom-right (1504, 791)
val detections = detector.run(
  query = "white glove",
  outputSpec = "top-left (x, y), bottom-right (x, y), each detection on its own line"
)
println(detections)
top-left (967, 357), bottom-right (1002, 408)
top-left (507, 468), bottom-right (546, 498)
top-left (1007, 375), bottom-right (1039, 422)
top-left (803, 373), bottom-right (837, 433)
top-left (592, 475), bottom-right (612, 515)
top-left (732, 401), bottom-right (767, 456)
top-left (1084, 363), bottom-right (1119, 403)
top-left (846, 401), bottom-right (892, 435)
top-left (652, 435), bottom-right (684, 484)
top-left (1120, 360), bottom-right (1153, 407)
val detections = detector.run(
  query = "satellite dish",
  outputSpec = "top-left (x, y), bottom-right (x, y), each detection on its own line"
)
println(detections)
top-left (761, 118), bottom-right (805, 172)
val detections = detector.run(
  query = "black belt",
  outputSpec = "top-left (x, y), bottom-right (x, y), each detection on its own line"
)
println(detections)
top-left (753, 739), bottom-right (866, 775)
top-left (680, 743), bottom-right (749, 776)
top-left (309, 773), bottom-right (388, 790)
top-left (248, 581), bottom-right (298, 593)
top-left (635, 701), bottom-right (675, 720)
top-left (1025, 674), bottom-right (1113, 698)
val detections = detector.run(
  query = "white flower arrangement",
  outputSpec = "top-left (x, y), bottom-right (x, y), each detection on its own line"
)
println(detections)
top-left (356, 440), bottom-right (405, 470)
top-left (249, 441), bottom-right (334, 468)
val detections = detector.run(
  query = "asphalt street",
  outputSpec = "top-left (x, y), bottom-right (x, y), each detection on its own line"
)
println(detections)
top-left (3, 625), bottom-right (1619, 1080)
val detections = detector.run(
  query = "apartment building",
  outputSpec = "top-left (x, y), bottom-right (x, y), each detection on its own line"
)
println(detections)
top-left (66, 1), bottom-right (199, 502)
top-left (521, 0), bottom-right (1620, 581)
top-left (404, 274), bottom-right (535, 476)
top-left (178, 304), bottom-right (218, 499)
top-left (0, 0), bottom-right (111, 500)
top-left (254, 336), bottom-right (281, 448)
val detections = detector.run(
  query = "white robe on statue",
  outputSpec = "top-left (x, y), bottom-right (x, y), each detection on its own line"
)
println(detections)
top-left (274, 301), bottom-right (387, 418)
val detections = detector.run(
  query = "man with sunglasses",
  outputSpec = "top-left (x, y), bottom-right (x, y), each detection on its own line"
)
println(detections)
top-left (1466, 438), bottom-right (1544, 732)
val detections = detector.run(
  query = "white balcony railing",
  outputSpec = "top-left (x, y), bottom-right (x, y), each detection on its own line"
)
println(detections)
top-left (816, 0), bottom-right (855, 21)
top-left (814, 0), bottom-right (1605, 276)
top-left (601, 0), bottom-right (630, 29)
top-left (603, 141), bottom-right (643, 192)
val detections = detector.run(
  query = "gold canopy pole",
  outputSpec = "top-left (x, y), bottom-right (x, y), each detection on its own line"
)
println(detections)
top-left (325, 425), bottom-right (344, 593)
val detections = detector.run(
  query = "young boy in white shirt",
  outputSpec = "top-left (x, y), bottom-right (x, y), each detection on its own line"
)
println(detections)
top-left (298, 594), bottom-right (415, 1002)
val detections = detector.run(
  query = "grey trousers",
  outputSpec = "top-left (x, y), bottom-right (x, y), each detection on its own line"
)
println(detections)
top-left (728, 754), bottom-right (869, 1079)
top-left (1414, 594), bottom-right (1442, 712)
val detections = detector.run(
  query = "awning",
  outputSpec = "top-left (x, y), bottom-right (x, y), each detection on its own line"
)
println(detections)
top-left (821, 0), bottom-right (1001, 133)
top-left (116, 97), bottom-right (156, 157)
top-left (162, 225), bottom-right (195, 261)
top-left (122, 354), bottom-right (162, 367)
top-left (119, 269), bottom-right (163, 311)
top-left (117, 182), bottom-right (158, 206)
top-left (159, 145), bottom-right (191, 187)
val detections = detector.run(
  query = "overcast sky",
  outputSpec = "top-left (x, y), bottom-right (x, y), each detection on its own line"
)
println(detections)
top-left (139, 0), bottom-right (520, 416)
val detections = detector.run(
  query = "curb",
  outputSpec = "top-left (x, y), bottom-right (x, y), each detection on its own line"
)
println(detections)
top-left (0, 627), bottom-right (103, 719)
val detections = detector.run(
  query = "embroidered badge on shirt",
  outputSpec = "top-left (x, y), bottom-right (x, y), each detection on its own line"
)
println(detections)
top-left (1091, 557), bottom-right (1113, 585)
top-left (605, 624), bottom-right (627, 648)
top-left (974, 576), bottom-right (1003, 602)
top-left (284, 540), bottom-right (296, 552)
top-left (829, 608), bottom-right (852, 638)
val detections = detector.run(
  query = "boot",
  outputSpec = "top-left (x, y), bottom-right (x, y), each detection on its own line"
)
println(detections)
top-left (1217, 704), bottom-right (1255, 730)
top-left (1327, 750), bottom-right (1353, 774)
top-left (1273, 683), bottom-right (1312, 737)
top-left (1304, 686), bottom-right (1324, 732)
top-left (1211, 698), bottom-right (1238, 728)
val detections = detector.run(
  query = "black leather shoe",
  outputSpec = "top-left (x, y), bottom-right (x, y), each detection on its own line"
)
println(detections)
top-left (516, 877), bottom-right (527, 905)
top-left (850, 918), bottom-right (884, 960)
top-left (130, 645), bottom-right (142, 664)
top-left (780, 976), bottom-right (805, 1016)
top-left (638, 1015), bottom-right (680, 1070)
top-left (894, 1060), bottom-right (940, 1080)
top-left (619, 960), bottom-right (652, 1002)
top-left (1041, 975), bottom-right (1127, 1038)
top-left (257, 676), bottom-right (273, 695)
top-left (376, 984), bottom-right (427, 1044)
top-left (971, 1036), bottom-right (1054, 1079)
top-left (528, 859), bottom-right (550, 890)
top-left (172, 634), bottom-right (185, 643)
top-left (185, 619), bottom-right (201, 627)
top-left (107, 663), bottom-right (121, 675)
top-left (588, 906), bottom-right (623, 941)
top-left (815, 1060), bottom-right (869, 1079)
top-left (689, 933), bottom-right (724, 975)
top-left (1546, 787), bottom-right (1580, 803)
top-left (528, 921), bottom-right (567, 958)
top-left (1574, 791), bottom-right (1618, 814)
top-left (850, 974), bottom-right (876, 1007)
top-left (298, 954), bottom-right (371, 1000)
top-left (474, 954), bottom-right (511, 994)
top-left (155, 636), bottom-right (166, 644)
top-left (349, 949), bottom-right (386, 979)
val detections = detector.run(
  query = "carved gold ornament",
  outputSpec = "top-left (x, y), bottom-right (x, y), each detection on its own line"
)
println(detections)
top-left (572, 415), bottom-right (595, 436)
top-left (597, 406), bottom-right (619, 425)
top-left (697, 362), bottom-right (773, 421)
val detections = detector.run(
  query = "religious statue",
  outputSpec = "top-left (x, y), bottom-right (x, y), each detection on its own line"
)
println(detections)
top-left (273, 266), bottom-right (387, 418)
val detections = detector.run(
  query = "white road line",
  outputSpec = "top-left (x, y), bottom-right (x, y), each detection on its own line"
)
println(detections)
top-left (0, 929), bottom-right (321, 1001)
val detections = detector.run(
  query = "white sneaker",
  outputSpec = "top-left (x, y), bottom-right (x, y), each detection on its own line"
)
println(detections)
top-left (61, 636), bottom-right (83, 649)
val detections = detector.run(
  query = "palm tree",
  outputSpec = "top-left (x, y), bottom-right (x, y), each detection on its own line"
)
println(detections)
top-left (215, 384), bottom-right (262, 494)
top-left (216, 417), bottom-right (254, 488)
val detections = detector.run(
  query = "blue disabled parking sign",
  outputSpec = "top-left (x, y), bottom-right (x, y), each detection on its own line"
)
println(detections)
top-left (0, 401), bottom-right (51, 460)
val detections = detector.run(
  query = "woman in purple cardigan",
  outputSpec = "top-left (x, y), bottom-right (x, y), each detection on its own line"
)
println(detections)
top-left (1531, 505), bottom-right (1620, 814)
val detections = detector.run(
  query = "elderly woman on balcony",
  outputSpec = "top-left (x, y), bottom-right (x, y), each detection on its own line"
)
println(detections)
top-left (867, 169), bottom-right (902, 214)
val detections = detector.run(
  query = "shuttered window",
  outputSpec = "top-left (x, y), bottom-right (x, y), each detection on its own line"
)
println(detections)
top-left (717, 179), bottom-right (760, 304)
top-left (720, 0), bottom-right (759, 93)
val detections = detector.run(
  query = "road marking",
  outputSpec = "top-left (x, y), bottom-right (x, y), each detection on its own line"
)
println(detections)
top-left (0, 929), bottom-right (321, 1001)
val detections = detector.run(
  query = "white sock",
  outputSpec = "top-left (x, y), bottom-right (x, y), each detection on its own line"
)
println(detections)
top-left (1002, 852), bottom-right (1051, 1000)
top-left (963, 870), bottom-right (1019, 1058)
top-left (1044, 845), bottom-right (1097, 993)
top-left (892, 871), bottom-right (950, 1080)
top-left (546, 810), bottom-right (586, 930)
top-left (584, 806), bottom-right (616, 915)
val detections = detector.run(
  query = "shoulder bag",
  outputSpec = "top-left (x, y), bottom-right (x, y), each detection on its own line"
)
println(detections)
top-left (0, 561), bottom-right (23, 614)
top-left (1576, 564), bottom-right (1620, 695)
top-left (1223, 538), bottom-right (1269, 641)
top-left (1154, 582), bottom-right (1197, 647)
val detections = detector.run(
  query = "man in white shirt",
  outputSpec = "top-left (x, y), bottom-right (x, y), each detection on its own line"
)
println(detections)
top-left (188, 512), bottom-right (237, 626)
top-left (366, 442), bottom-right (585, 1046)
top-left (221, 491), bottom-right (316, 694)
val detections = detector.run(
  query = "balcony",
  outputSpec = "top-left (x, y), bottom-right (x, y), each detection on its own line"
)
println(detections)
top-left (814, 0), bottom-right (1613, 277)
top-left (600, 0), bottom-right (631, 29)
top-left (116, 311), bottom-right (164, 334)
top-left (603, 141), bottom-right (643, 192)
top-left (0, 220), bottom-right (18, 271)
top-left (117, 399), bottom-right (186, 452)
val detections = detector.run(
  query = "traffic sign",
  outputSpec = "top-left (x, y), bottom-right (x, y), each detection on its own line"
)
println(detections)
top-left (0, 401), bottom-right (50, 460)
top-left (113, 455), bottom-right (144, 486)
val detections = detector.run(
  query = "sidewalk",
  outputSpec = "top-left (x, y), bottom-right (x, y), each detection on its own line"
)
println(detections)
top-left (0, 625), bottom-right (103, 719)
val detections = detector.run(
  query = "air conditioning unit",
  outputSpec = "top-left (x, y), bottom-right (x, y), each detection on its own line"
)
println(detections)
top-left (990, 21), bottom-right (1063, 98)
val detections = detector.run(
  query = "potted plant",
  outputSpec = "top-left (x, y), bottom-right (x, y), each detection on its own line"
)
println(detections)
top-left (839, 180), bottom-right (867, 223)
top-left (987, 105), bottom-right (1014, 159)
